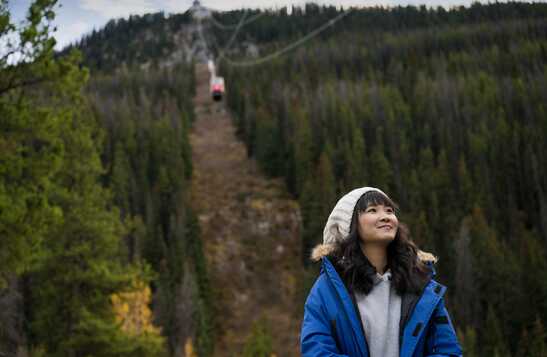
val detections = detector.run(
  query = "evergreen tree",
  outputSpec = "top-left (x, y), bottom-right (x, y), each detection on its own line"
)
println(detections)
top-left (529, 317), bottom-right (547, 357)
top-left (516, 327), bottom-right (530, 357)
top-left (1, 2), bottom-right (175, 355)
top-left (368, 128), bottom-right (392, 190)
top-left (0, 0), bottom-right (65, 288)
top-left (111, 143), bottom-right (131, 215)
top-left (299, 150), bottom-right (336, 261)
top-left (255, 107), bottom-right (282, 176)
top-left (459, 326), bottom-right (478, 357)
top-left (322, 149), bottom-right (337, 202)
top-left (293, 106), bottom-right (313, 196)
top-left (242, 318), bottom-right (273, 357)
top-left (26, 51), bottom-right (165, 357)
top-left (482, 304), bottom-right (510, 357)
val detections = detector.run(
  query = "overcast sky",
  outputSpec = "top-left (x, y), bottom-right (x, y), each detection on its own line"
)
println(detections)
top-left (8, 0), bottom-right (545, 50)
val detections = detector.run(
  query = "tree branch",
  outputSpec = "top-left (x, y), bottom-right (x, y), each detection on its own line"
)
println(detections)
top-left (0, 76), bottom-right (48, 96)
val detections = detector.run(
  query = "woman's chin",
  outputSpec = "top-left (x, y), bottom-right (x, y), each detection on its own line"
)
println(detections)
top-left (362, 235), bottom-right (396, 245)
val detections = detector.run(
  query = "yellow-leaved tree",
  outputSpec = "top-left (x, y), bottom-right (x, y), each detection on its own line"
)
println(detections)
top-left (111, 279), bottom-right (162, 336)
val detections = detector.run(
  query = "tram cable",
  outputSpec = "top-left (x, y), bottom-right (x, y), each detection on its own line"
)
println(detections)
top-left (215, 8), bottom-right (353, 67)
top-left (194, 2), bottom-right (353, 68)
top-left (208, 10), bottom-right (266, 30)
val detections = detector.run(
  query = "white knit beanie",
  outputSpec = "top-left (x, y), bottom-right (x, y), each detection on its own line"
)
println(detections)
top-left (322, 186), bottom-right (388, 244)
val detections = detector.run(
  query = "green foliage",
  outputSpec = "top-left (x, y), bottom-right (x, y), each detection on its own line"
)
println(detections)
top-left (292, 106), bottom-right (314, 194)
top-left (87, 61), bottom-right (212, 356)
top-left (22, 43), bottom-right (166, 357)
top-left (459, 326), bottom-right (478, 357)
top-left (529, 317), bottom-right (547, 357)
top-left (242, 318), bottom-right (273, 357)
top-left (483, 305), bottom-right (510, 357)
top-left (0, 1), bottom-right (206, 355)
top-left (0, 0), bottom-right (63, 288)
top-left (255, 107), bottom-right (283, 176)
top-left (188, 208), bottom-right (214, 357)
top-left (299, 151), bottom-right (337, 261)
top-left (64, 12), bottom-right (192, 71)
top-left (369, 129), bottom-right (393, 191)
top-left (517, 317), bottom-right (547, 357)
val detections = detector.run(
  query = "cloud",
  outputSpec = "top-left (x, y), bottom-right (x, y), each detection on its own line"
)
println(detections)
top-left (386, 0), bottom-right (474, 7)
top-left (161, 0), bottom-right (192, 13)
top-left (80, 0), bottom-right (157, 18)
top-left (54, 20), bottom-right (91, 49)
top-left (204, 0), bottom-right (299, 11)
top-left (189, 0), bottom-right (399, 12)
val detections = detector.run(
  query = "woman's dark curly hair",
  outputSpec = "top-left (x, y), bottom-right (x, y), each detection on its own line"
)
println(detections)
top-left (330, 190), bottom-right (431, 296)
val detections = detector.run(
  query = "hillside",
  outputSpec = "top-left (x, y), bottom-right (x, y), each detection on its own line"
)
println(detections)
top-left (3, 1), bottom-right (547, 356)
top-left (191, 63), bottom-right (302, 356)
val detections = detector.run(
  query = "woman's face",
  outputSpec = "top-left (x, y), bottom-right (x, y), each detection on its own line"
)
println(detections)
top-left (357, 204), bottom-right (399, 245)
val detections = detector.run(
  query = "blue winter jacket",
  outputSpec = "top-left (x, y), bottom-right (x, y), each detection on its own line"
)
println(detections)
top-left (300, 256), bottom-right (462, 357)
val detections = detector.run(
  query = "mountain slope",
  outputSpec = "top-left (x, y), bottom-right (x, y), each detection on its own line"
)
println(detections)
top-left (191, 63), bottom-right (302, 356)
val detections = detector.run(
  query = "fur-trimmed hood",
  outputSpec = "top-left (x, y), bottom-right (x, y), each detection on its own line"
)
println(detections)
top-left (310, 243), bottom-right (438, 264)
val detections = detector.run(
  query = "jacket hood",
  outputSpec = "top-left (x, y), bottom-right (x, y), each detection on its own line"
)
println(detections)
top-left (310, 243), bottom-right (438, 264)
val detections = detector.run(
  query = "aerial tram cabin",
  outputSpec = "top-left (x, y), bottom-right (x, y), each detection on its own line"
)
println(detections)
top-left (210, 76), bottom-right (225, 101)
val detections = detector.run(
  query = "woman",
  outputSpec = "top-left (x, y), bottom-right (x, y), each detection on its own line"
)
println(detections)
top-left (300, 187), bottom-right (462, 357)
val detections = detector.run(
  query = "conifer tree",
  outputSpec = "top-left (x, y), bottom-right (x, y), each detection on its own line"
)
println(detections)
top-left (0, 0), bottom-right (65, 288)
top-left (516, 327), bottom-right (530, 357)
top-left (1, 2), bottom-right (168, 355)
top-left (529, 317), bottom-right (547, 357)
top-left (26, 55), bottom-right (166, 357)
top-left (242, 318), bottom-right (274, 357)
top-left (255, 107), bottom-right (282, 176)
top-left (300, 150), bottom-right (336, 261)
top-left (457, 155), bottom-right (474, 212)
top-left (316, 148), bottom-right (337, 216)
top-left (483, 305), bottom-right (510, 357)
top-left (293, 106), bottom-right (313, 196)
top-left (459, 326), bottom-right (478, 357)
top-left (368, 128), bottom-right (392, 190)
top-left (111, 143), bottom-right (131, 215)
top-left (343, 113), bottom-right (366, 189)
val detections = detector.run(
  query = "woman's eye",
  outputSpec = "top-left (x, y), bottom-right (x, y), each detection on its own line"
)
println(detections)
top-left (367, 208), bottom-right (376, 213)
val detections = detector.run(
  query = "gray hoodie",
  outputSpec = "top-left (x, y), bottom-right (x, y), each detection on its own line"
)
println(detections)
top-left (354, 269), bottom-right (401, 357)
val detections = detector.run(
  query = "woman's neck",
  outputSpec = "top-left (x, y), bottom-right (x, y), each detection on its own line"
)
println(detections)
top-left (360, 243), bottom-right (388, 274)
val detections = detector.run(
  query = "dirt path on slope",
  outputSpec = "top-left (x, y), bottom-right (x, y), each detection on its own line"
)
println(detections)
top-left (190, 63), bottom-right (303, 357)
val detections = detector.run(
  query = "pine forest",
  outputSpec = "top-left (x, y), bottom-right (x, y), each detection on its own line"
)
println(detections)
top-left (1, 0), bottom-right (547, 356)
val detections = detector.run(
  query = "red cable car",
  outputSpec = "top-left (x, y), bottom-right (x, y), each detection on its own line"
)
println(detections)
top-left (210, 76), bottom-right (225, 101)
